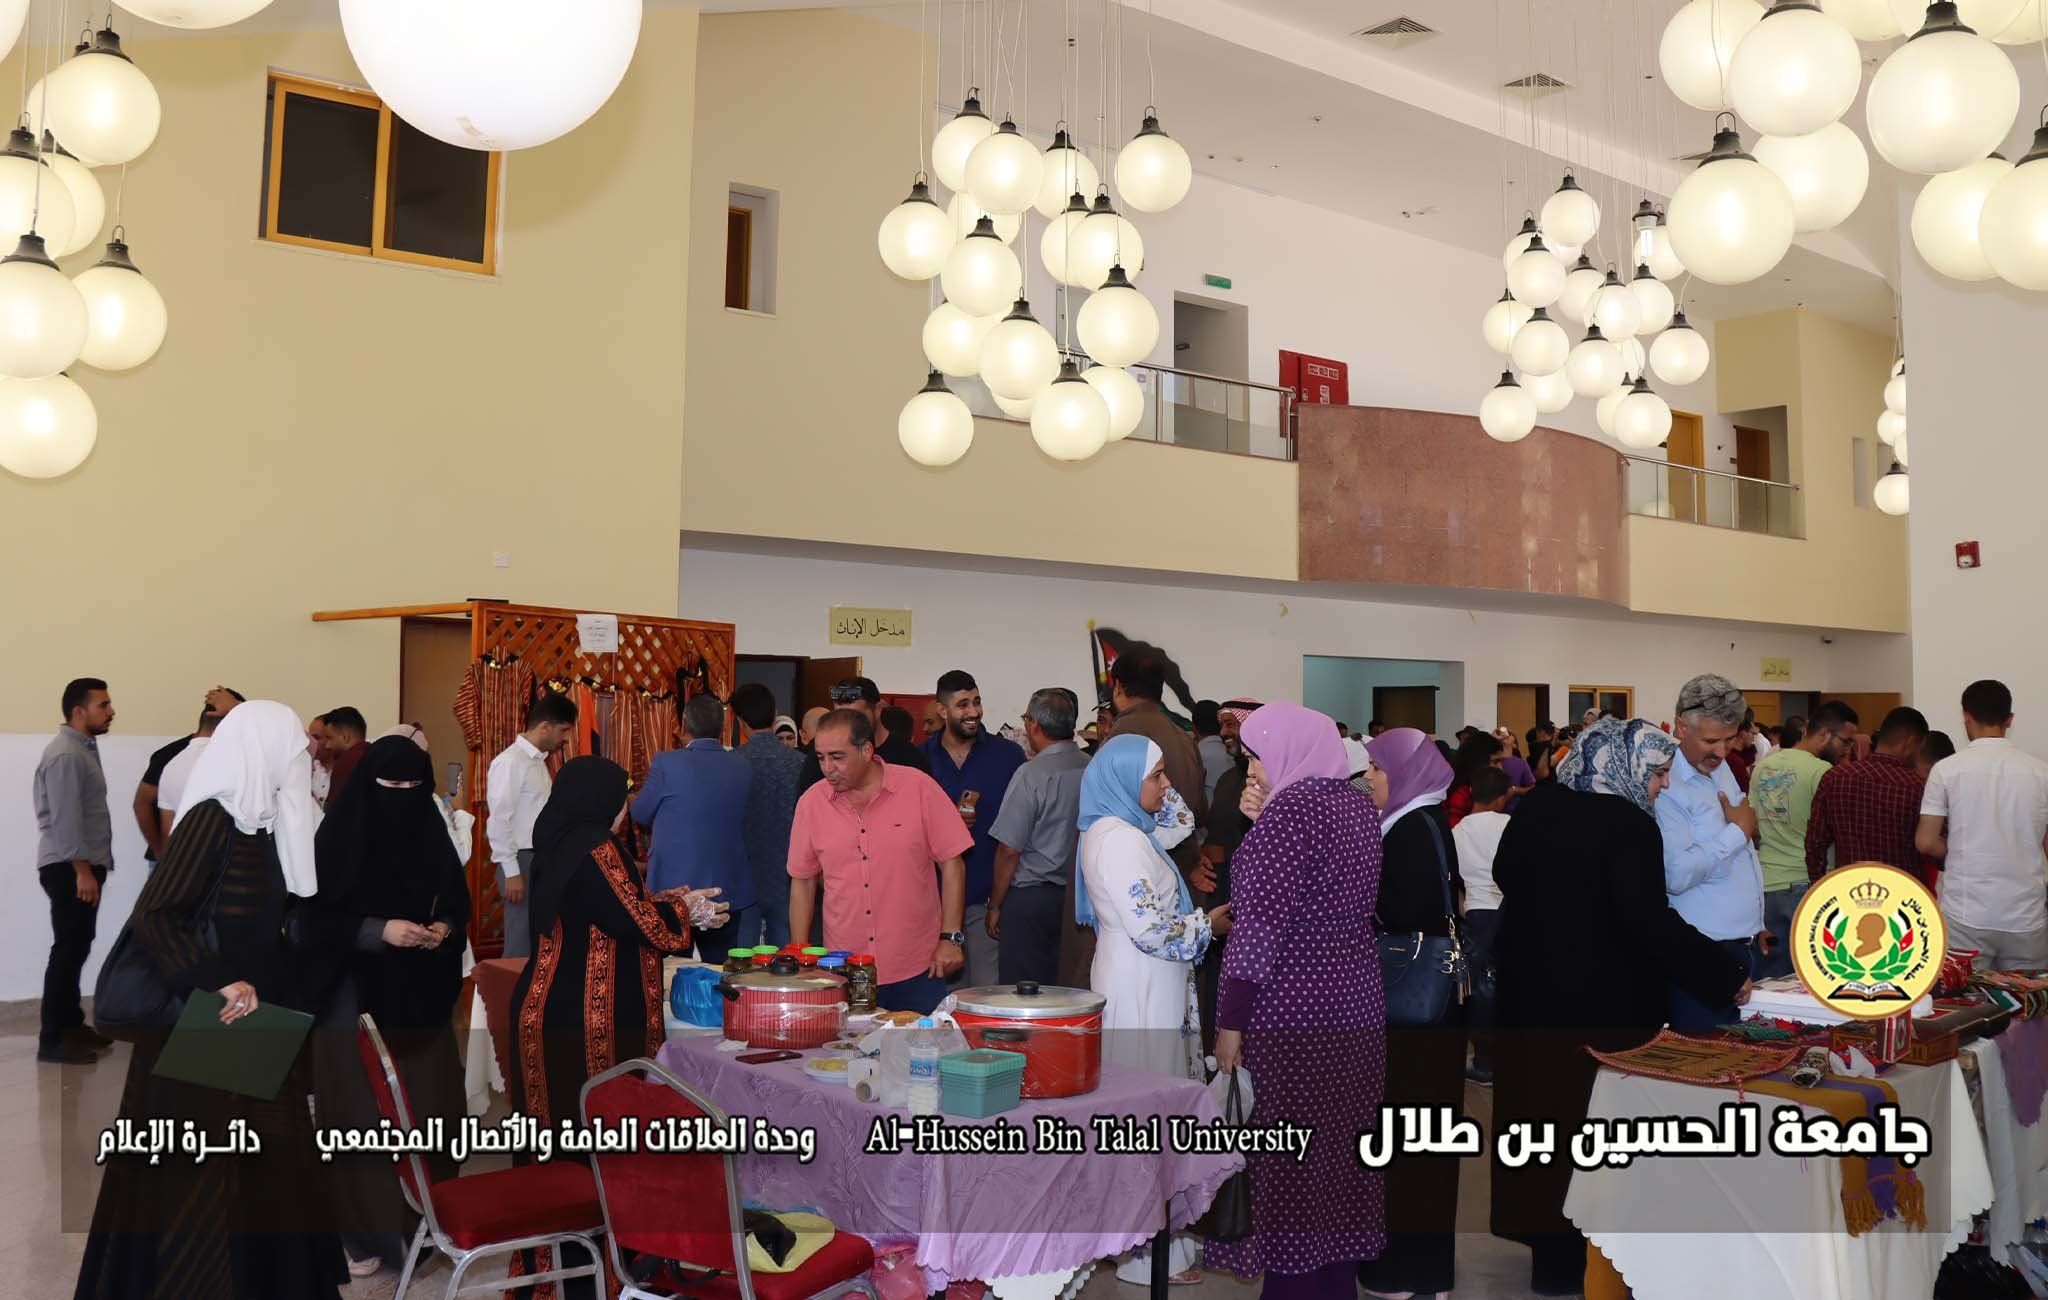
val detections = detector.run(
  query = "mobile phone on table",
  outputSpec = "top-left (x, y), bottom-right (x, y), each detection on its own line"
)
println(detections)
top-left (737, 1050), bottom-right (801, 1065)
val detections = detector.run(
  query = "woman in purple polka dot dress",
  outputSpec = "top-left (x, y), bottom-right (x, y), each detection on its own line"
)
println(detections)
top-left (1207, 702), bottom-right (1387, 1300)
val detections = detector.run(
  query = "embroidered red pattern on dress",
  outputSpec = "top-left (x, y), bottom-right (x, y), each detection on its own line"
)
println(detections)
top-left (590, 841), bottom-right (690, 950)
top-left (516, 922), bottom-right (564, 1126)
top-left (639, 947), bottom-right (664, 1056)
top-left (585, 927), bottom-right (616, 1081)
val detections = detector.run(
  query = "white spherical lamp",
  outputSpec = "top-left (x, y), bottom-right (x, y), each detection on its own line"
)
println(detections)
top-left (1630, 266), bottom-right (1677, 334)
top-left (1031, 359), bottom-right (1109, 460)
top-left (1620, 336), bottom-right (1648, 380)
top-left (1076, 265), bottom-right (1158, 367)
top-left (41, 137), bottom-right (100, 258)
top-left (1615, 379), bottom-right (1675, 449)
top-left (877, 179), bottom-right (954, 281)
top-left (1729, 0), bottom-right (1863, 137)
top-left (1646, 210), bottom-right (1687, 281)
top-left (1877, 408), bottom-right (1907, 444)
top-left (1540, 173), bottom-right (1602, 250)
top-left (0, 372), bottom-right (94, 478)
top-left (940, 218), bottom-right (1023, 318)
top-left (1650, 312), bottom-right (1713, 386)
top-left (1483, 290), bottom-right (1533, 355)
top-left (1754, 122), bottom-right (1869, 233)
top-left (1980, 126), bottom-right (2048, 289)
top-left (1990, 0), bottom-right (2047, 41)
top-left (1913, 154), bottom-right (2011, 280)
top-left (1502, 216), bottom-right (1542, 271)
top-left (1661, 0), bottom-right (1767, 111)
top-left (1887, 0), bottom-right (2032, 37)
top-left (965, 118), bottom-right (1044, 218)
top-left (339, 0), bottom-right (637, 153)
top-left (1040, 192), bottom-right (1091, 286)
top-left (1480, 371), bottom-right (1537, 442)
top-left (1114, 111), bottom-right (1193, 213)
top-left (1509, 307), bottom-right (1569, 376)
top-left (1873, 462), bottom-right (1910, 514)
top-left (921, 301), bottom-right (997, 377)
top-left (1082, 363), bottom-right (1145, 440)
top-left (0, 233), bottom-right (85, 379)
top-left (73, 235), bottom-right (165, 371)
top-left (1884, 369), bottom-right (1908, 412)
top-left (32, 29), bottom-right (159, 167)
top-left (980, 299), bottom-right (1060, 401)
top-left (1667, 121), bottom-right (1796, 284)
top-left (898, 371), bottom-right (974, 467)
top-left (1894, 434), bottom-right (1911, 467)
top-left (1591, 270), bottom-right (1643, 340)
top-left (1567, 325), bottom-right (1626, 399)
top-left (946, 193), bottom-right (1020, 245)
top-left (117, 0), bottom-right (275, 27)
top-left (0, 129), bottom-right (75, 260)
top-left (1508, 235), bottom-right (1567, 308)
top-left (1034, 129), bottom-right (1100, 219)
top-left (1822, 0), bottom-right (1903, 38)
top-left (1069, 194), bottom-right (1145, 290)
top-left (991, 391), bottom-right (1036, 419)
top-left (0, 1), bottom-right (23, 59)
top-left (1596, 383), bottom-right (1630, 435)
top-left (931, 92), bottom-right (995, 193)
top-left (1559, 255), bottom-right (1605, 326)
top-left (1522, 366), bottom-right (1574, 415)
top-left (1866, 3), bottom-right (2020, 175)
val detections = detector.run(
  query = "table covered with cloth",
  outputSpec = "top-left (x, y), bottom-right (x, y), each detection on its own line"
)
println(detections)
top-left (655, 1034), bottom-right (1244, 1292)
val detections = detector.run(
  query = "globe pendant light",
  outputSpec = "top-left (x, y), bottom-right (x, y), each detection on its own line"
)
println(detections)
top-left (1596, 382), bottom-right (1631, 436)
top-left (1646, 209), bottom-right (1686, 281)
top-left (1884, 366), bottom-right (1907, 412)
top-left (1591, 269), bottom-right (1643, 340)
top-left (1873, 462), bottom-right (1910, 514)
top-left (1989, 0), bottom-right (2048, 42)
top-left (897, 370), bottom-right (974, 467)
top-left (1075, 265), bottom-right (1158, 367)
top-left (1661, 0), bottom-right (1767, 111)
top-left (1069, 192), bottom-right (1145, 290)
top-left (1886, 0), bottom-right (2033, 38)
top-left (1650, 311), bottom-right (1713, 385)
top-left (930, 90), bottom-right (995, 192)
top-left (1508, 307), bottom-right (1569, 377)
top-left (1619, 335), bottom-right (1647, 381)
top-left (1034, 129), bottom-right (1100, 219)
top-left (946, 193), bottom-right (1021, 245)
top-left (1728, 0), bottom-right (1862, 138)
top-left (1479, 371), bottom-right (1537, 443)
top-left (1567, 324), bottom-right (1626, 399)
top-left (1559, 254), bottom-right (1605, 326)
top-left (1114, 110), bottom-right (1193, 213)
top-left (40, 134), bottom-right (100, 258)
top-left (1894, 434), bottom-right (1911, 467)
top-left (1482, 290), bottom-right (1533, 355)
top-left (1507, 233), bottom-right (1566, 308)
top-left (1892, 354), bottom-right (1907, 377)
top-left (117, 0), bottom-right (276, 27)
top-left (1630, 265), bottom-right (1677, 335)
top-left (1041, 191), bottom-right (1091, 286)
top-left (1502, 215), bottom-right (1542, 270)
top-left (1540, 172), bottom-right (1601, 251)
top-left (940, 217), bottom-right (1022, 318)
top-left (1753, 122), bottom-right (1869, 232)
top-left (33, 27), bottom-right (160, 166)
top-left (1823, 0), bottom-right (1904, 38)
top-left (73, 232), bottom-right (165, 371)
top-left (1866, 2), bottom-right (2020, 175)
top-left (1668, 118), bottom-right (1796, 284)
top-left (1522, 367), bottom-right (1574, 415)
top-left (877, 178), bottom-right (955, 281)
top-left (980, 298), bottom-right (1060, 401)
top-left (0, 129), bottom-right (75, 261)
top-left (1913, 154), bottom-right (2011, 280)
top-left (0, 371), bottom-right (94, 478)
top-left (1082, 363), bottom-right (1145, 440)
top-left (1031, 358), bottom-right (1110, 460)
top-left (1615, 378), bottom-right (1675, 449)
top-left (965, 117), bottom-right (1044, 218)
top-left (921, 301), bottom-right (997, 377)
top-left (1877, 408), bottom-right (1907, 444)
top-left (0, 1), bottom-right (25, 62)
top-left (1631, 198), bottom-right (1660, 267)
top-left (991, 391), bottom-right (1036, 419)
top-left (0, 232), bottom-right (85, 379)
top-left (1980, 123), bottom-right (2048, 289)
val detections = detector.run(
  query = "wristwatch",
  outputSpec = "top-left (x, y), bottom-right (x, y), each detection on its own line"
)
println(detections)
top-left (939, 930), bottom-right (967, 946)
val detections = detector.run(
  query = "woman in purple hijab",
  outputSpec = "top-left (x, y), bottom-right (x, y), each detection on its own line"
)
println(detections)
top-left (1207, 702), bottom-right (1386, 1300)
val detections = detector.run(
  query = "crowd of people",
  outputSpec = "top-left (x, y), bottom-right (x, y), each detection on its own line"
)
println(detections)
top-left (29, 657), bottom-right (2048, 1299)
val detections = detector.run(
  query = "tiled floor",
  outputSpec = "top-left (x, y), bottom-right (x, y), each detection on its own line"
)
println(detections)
top-left (7, 999), bottom-right (1559, 1300)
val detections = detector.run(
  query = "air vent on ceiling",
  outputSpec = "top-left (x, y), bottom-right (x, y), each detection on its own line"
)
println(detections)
top-left (1503, 72), bottom-right (1572, 94)
top-left (1352, 16), bottom-right (1437, 47)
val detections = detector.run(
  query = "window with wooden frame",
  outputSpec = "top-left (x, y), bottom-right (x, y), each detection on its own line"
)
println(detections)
top-left (260, 72), bottom-right (501, 275)
top-left (1567, 685), bottom-right (1635, 723)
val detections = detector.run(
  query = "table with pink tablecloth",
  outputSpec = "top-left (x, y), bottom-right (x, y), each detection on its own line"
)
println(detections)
top-left (655, 1035), bottom-right (1243, 1290)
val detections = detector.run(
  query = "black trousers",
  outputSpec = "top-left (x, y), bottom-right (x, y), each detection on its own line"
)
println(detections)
top-left (996, 883), bottom-right (1065, 986)
top-left (40, 862), bottom-right (105, 1049)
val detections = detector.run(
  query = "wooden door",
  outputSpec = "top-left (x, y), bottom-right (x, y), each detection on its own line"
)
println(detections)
top-left (1667, 411), bottom-right (1705, 523)
top-left (1496, 684), bottom-right (1542, 743)
top-left (1735, 425), bottom-right (1770, 532)
top-left (796, 656), bottom-right (863, 715)
top-left (399, 617), bottom-right (475, 800)
top-left (1374, 685), bottom-right (1438, 734)
top-left (1746, 691), bottom-right (1783, 728)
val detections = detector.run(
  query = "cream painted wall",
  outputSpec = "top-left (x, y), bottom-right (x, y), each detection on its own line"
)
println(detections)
top-left (1626, 309), bottom-right (1907, 634)
top-left (0, 13), bottom-right (699, 736)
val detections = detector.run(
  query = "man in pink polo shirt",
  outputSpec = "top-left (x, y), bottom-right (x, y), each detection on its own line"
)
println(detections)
top-left (788, 709), bottom-right (973, 1013)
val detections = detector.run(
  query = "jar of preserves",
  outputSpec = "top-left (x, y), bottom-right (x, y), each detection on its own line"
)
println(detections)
top-left (846, 954), bottom-right (880, 1014)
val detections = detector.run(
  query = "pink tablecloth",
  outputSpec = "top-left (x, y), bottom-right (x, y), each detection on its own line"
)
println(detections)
top-left (655, 1036), bottom-right (1243, 1288)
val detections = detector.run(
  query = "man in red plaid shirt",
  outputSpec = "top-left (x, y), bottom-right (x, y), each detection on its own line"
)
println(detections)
top-left (1805, 706), bottom-right (1930, 884)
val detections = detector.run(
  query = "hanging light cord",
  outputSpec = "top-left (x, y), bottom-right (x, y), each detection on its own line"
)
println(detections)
top-left (1144, 0), bottom-right (1156, 113)
top-left (31, 0), bottom-right (56, 233)
top-left (915, 0), bottom-right (927, 176)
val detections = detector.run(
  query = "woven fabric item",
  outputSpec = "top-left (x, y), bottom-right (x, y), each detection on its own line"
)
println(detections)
top-left (1585, 1029), bottom-right (1800, 1087)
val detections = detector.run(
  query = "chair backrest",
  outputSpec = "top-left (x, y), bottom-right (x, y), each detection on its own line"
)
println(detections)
top-left (356, 1013), bottom-right (438, 1227)
top-left (581, 1058), bottom-right (747, 1281)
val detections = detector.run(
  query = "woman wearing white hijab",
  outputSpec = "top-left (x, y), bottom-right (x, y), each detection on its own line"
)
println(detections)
top-left (75, 701), bottom-right (347, 1300)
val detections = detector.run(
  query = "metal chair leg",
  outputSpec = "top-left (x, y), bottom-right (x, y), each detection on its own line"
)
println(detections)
top-left (394, 1220), bottom-right (429, 1300)
top-left (442, 1245), bottom-right (474, 1300)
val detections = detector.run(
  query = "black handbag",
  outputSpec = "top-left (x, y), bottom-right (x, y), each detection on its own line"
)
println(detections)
top-left (1375, 812), bottom-right (1469, 1028)
top-left (1197, 1071), bottom-right (1254, 1241)
top-left (92, 854), bottom-right (227, 1040)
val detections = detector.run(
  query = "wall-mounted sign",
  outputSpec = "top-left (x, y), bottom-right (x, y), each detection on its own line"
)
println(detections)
top-left (1760, 656), bottom-right (1793, 684)
top-left (1279, 350), bottom-right (1349, 409)
top-left (830, 606), bottom-right (913, 647)
top-left (576, 612), bottom-right (620, 654)
top-left (1203, 273), bottom-right (1233, 290)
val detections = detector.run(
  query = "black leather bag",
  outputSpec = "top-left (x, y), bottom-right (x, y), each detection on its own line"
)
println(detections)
top-left (1376, 813), bottom-right (1469, 1028)
top-left (1197, 1071), bottom-right (1254, 1241)
top-left (92, 856), bottom-right (226, 1040)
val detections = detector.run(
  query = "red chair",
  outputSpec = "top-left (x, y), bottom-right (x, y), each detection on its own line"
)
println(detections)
top-left (579, 1058), bottom-right (878, 1300)
top-left (357, 1013), bottom-right (607, 1298)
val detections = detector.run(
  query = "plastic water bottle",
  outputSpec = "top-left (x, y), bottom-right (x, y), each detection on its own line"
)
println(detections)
top-left (907, 1018), bottom-right (941, 1115)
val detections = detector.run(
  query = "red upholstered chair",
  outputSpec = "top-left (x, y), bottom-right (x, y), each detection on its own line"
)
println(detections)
top-left (357, 1013), bottom-right (607, 1298)
top-left (579, 1058), bottom-right (878, 1300)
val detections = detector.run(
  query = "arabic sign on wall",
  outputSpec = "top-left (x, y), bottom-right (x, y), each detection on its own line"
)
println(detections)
top-left (830, 606), bottom-right (913, 647)
top-left (1760, 657), bottom-right (1793, 684)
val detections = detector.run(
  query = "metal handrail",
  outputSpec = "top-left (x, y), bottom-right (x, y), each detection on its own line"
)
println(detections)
top-left (1621, 453), bottom-right (1799, 490)
top-left (1131, 360), bottom-right (1294, 396)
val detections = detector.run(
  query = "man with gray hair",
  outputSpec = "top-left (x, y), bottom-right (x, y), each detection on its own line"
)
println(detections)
top-left (988, 687), bottom-right (1091, 984)
top-left (1658, 673), bottom-right (1768, 1032)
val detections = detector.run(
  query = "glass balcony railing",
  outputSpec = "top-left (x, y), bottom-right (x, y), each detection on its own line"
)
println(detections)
top-left (1623, 454), bottom-right (1803, 538)
top-left (960, 363), bottom-right (1297, 461)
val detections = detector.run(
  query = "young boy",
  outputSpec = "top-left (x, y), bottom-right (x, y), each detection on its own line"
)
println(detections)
top-left (1453, 767), bottom-right (1512, 1084)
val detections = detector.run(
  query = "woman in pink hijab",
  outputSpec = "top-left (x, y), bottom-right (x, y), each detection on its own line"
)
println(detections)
top-left (1206, 702), bottom-right (1388, 1300)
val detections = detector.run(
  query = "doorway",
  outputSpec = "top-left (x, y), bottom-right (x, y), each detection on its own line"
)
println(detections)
top-left (1303, 654), bottom-right (1464, 737)
top-left (1170, 294), bottom-right (1250, 452)
top-left (738, 653), bottom-right (864, 723)
top-left (1374, 686), bottom-right (1438, 733)
top-left (399, 616), bottom-right (474, 801)
top-left (1496, 683), bottom-right (1551, 743)
top-left (1666, 411), bottom-right (1705, 523)
top-left (1735, 424), bottom-right (1771, 532)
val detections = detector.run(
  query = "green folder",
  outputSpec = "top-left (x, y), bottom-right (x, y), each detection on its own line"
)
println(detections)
top-left (150, 990), bottom-right (315, 1100)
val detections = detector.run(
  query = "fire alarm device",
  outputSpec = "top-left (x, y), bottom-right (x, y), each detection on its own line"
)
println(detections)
top-left (1957, 541), bottom-right (1981, 569)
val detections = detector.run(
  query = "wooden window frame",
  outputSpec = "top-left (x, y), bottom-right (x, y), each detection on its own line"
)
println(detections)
top-left (1569, 685), bottom-right (1635, 718)
top-left (263, 71), bottom-right (501, 275)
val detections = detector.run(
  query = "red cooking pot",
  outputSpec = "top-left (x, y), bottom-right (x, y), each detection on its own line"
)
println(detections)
top-left (950, 981), bottom-right (1106, 1098)
top-left (717, 957), bottom-right (847, 1048)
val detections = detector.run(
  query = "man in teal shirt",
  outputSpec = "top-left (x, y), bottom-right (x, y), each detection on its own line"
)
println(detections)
top-left (1749, 700), bottom-right (1859, 977)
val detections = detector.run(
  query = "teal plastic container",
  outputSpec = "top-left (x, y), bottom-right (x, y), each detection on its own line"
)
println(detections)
top-left (938, 1048), bottom-right (1027, 1117)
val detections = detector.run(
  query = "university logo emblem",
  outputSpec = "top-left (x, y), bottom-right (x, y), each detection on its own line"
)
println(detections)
top-left (1791, 864), bottom-right (1944, 1019)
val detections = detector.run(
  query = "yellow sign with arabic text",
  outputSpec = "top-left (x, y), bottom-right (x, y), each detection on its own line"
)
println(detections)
top-left (829, 606), bottom-right (913, 647)
top-left (1760, 657), bottom-right (1793, 684)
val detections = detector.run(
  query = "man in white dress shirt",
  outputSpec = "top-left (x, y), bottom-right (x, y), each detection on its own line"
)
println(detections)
top-left (1918, 679), bottom-right (2048, 970)
top-left (486, 692), bottom-right (577, 957)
